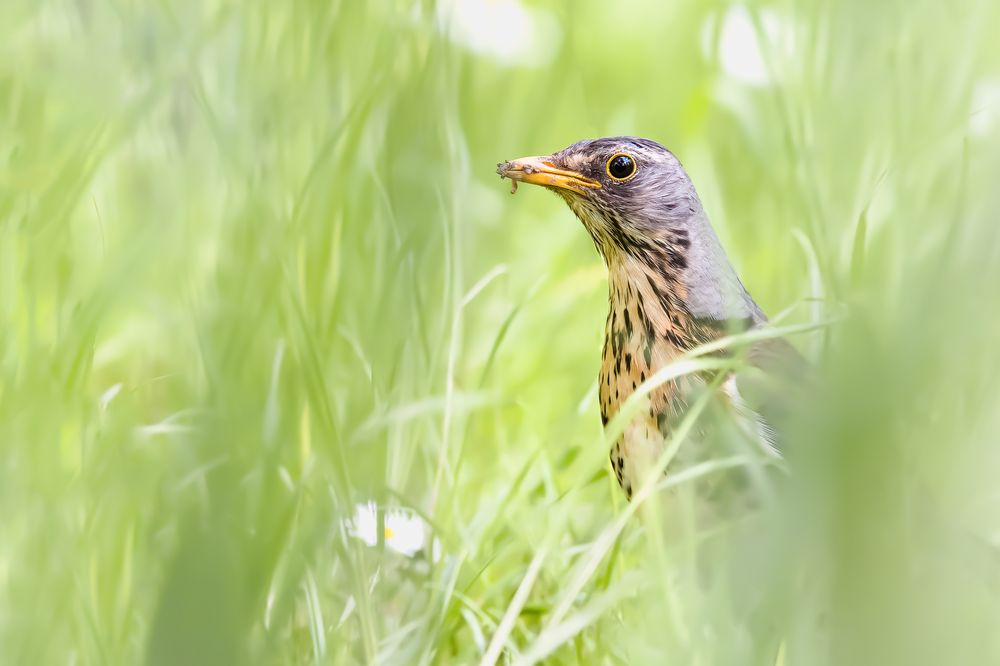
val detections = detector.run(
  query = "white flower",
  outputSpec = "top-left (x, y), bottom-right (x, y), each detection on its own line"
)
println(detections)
top-left (344, 502), bottom-right (439, 559)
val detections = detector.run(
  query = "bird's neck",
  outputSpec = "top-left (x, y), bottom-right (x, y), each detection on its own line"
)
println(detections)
top-left (598, 251), bottom-right (691, 434)
top-left (597, 214), bottom-right (764, 331)
top-left (597, 234), bottom-right (727, 407)
top-left (604, 250), bottom-right (692, 357)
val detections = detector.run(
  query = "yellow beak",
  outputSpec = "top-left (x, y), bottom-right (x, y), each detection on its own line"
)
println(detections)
top-left (497, 155), bottom-right (601, 195)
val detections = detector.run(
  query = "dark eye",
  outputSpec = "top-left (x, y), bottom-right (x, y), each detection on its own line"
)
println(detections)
top-left (606, 153), bottom-right (637, 181)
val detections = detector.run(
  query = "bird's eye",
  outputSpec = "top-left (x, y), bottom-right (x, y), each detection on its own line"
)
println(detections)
top-left (606, 153), bottom-right (637, 181)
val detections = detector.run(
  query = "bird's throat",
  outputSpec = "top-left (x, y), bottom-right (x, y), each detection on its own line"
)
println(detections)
top-left (598, 256), bottom-right (691, 424)
top-left (598, 251), bottom-right (716, 496)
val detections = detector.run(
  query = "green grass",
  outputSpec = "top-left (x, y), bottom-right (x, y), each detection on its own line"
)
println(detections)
top-left (3, 0), bottom-right (1000, 663)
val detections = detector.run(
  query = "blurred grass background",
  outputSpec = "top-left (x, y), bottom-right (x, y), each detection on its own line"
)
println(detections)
top-left (2, 0), bottom-right (1000, 663)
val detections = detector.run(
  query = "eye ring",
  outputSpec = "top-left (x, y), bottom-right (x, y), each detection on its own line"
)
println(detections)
top-left (606, 153), bottom-right (637, 181)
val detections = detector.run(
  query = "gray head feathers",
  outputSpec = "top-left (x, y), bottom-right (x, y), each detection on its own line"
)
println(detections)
top-left (548, 136), bottom-right (764, 327)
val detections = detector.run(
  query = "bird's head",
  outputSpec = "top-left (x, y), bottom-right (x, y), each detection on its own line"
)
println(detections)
top-left (497, 137), bottom-right (702, 262)
top-left (498, 136), bottom-right (764, 326)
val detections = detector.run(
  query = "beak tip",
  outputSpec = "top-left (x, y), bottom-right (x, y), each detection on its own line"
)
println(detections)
top-left (495, 154), bottom-right (600, 193)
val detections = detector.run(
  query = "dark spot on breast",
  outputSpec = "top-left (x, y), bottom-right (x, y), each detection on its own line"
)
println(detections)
top-left (648, 278), bottom-right (674, 318)
top-left (665, 247), bottom-right (687, 270)
top-left (624, 352), bottom-right (631, 372)
top-left (643, 341), bottom-right (652, 366)
top-left (665, 329), bottom-right (686, 348)
top-left (637, 247), bottom-right (658, 272)
top-left (636, 302), bottom-right (655, 342)
top-left (613, 329), bottom-right (625, 359)
top-left (623, 309), bottom-right (632, 337)
top-left (657, 411), bottom-right (669, 434)
top-left (610, 450), bottom-right (622, 481)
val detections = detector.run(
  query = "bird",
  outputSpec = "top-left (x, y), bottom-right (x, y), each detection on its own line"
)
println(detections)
top-left (497, 137), bottom-right (802, 500)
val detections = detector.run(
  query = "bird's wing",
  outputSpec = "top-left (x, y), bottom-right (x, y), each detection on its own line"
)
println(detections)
top-left (747, 336), bottom-right (812, 384)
